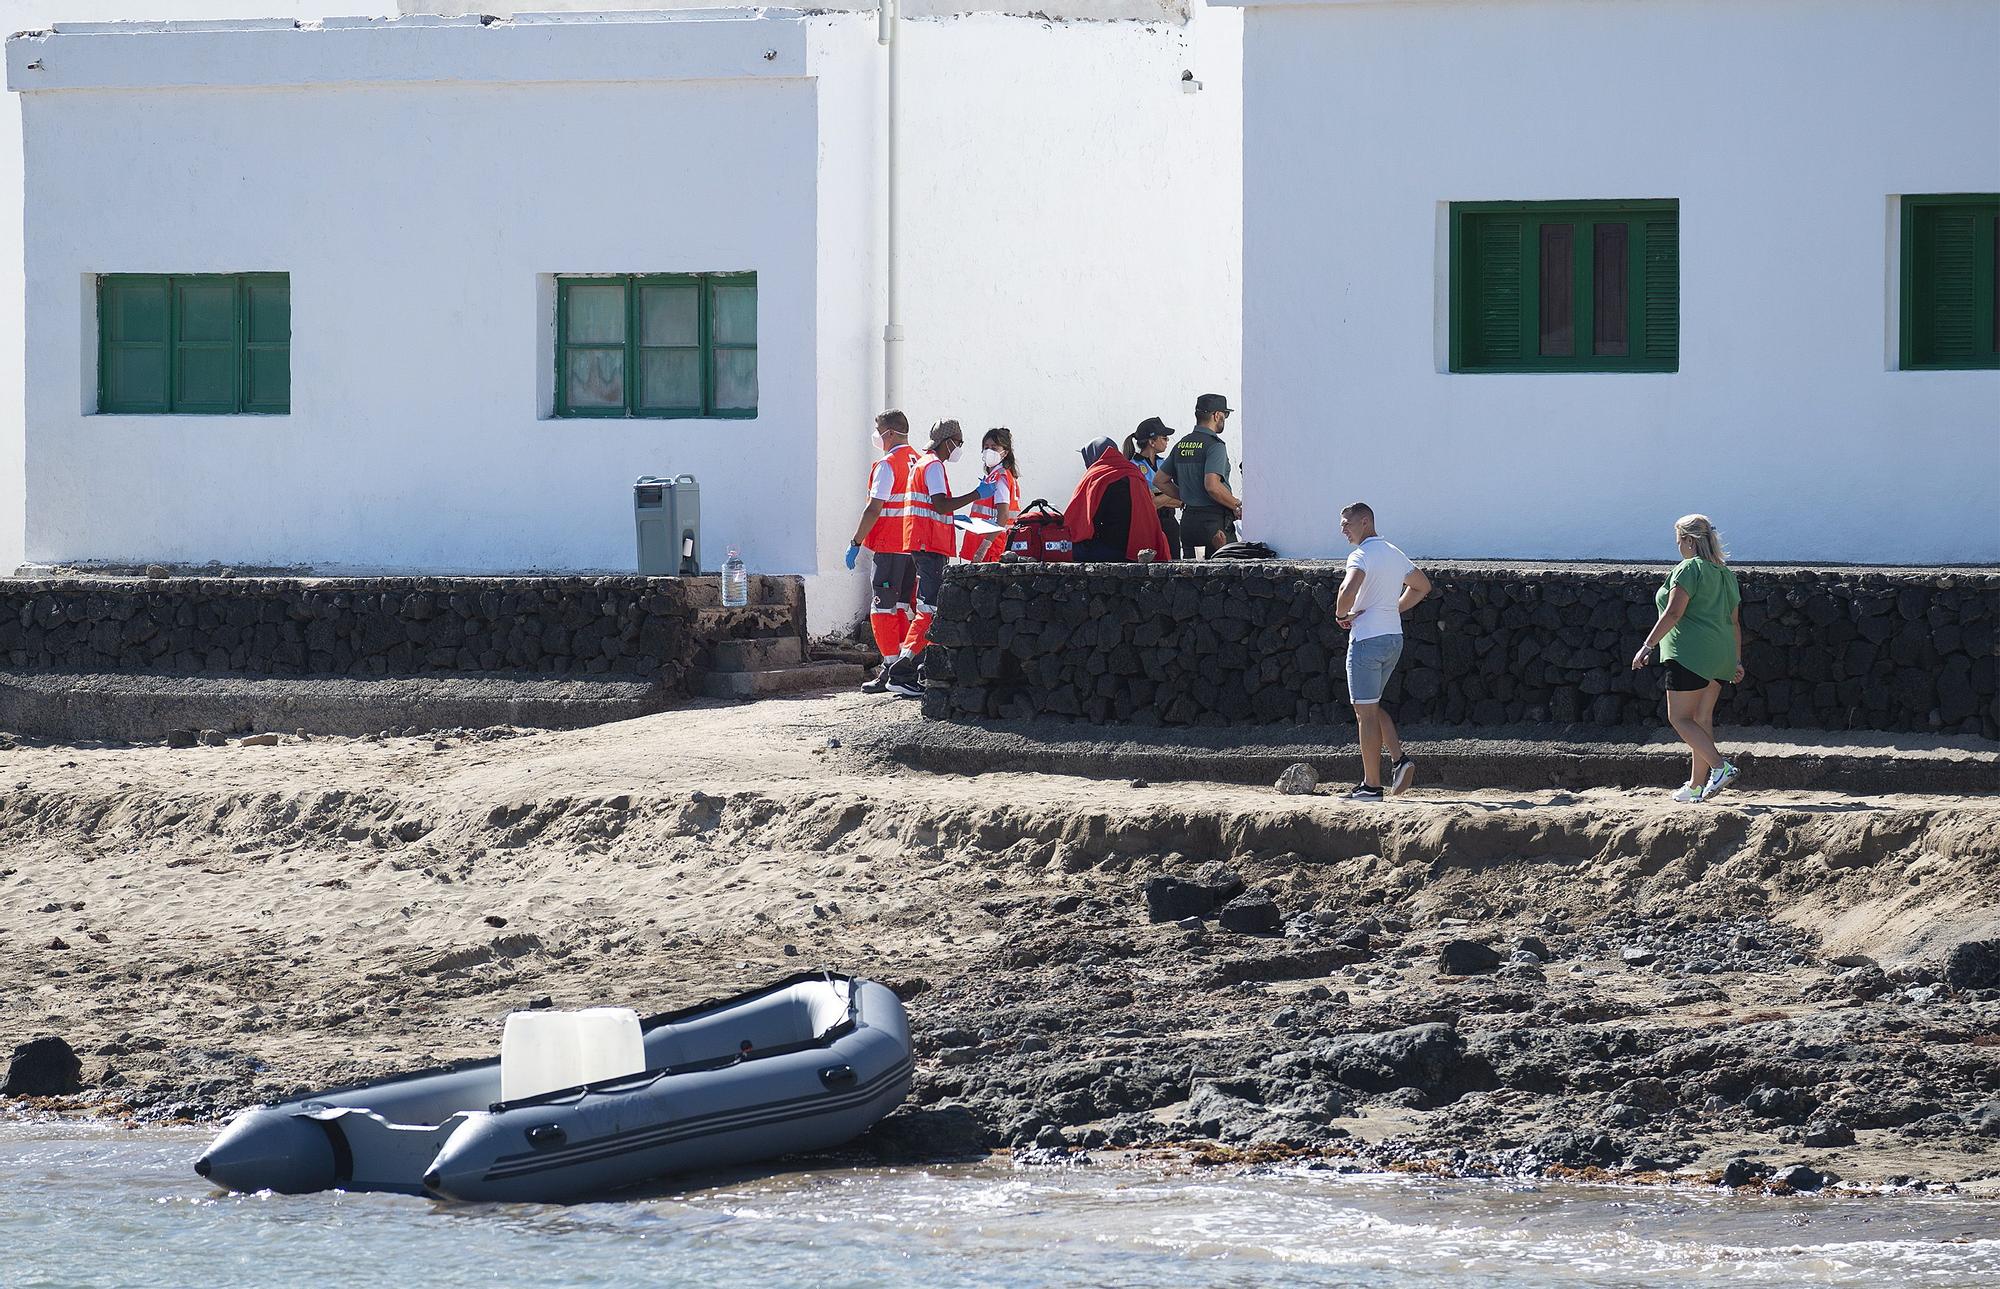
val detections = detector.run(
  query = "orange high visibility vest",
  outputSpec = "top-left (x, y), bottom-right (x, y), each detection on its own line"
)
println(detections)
top-left (959, 466), bottom-right (1015, 562)
top-left (864, 444), bottom-right (921, 554)
top-left (903, 451), bottom-right (958, 556)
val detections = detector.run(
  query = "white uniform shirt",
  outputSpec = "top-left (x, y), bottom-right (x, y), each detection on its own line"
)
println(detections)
top-left (1344, 536), bottom-right (1416, 641)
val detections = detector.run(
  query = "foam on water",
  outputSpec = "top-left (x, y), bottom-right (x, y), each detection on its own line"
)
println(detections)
top-left (7, 1123), bottom-right (1998, 1288)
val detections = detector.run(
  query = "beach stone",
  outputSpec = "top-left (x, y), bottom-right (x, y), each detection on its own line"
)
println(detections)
top-left (1774, 1163), bottom-right (1827, 1191)
top-left (1621, 947), bottom-right (1658, 968)
top-left (1437, 940), bottom-right (1502, 975)
top-left (1, 1036), bottom-right (83, 1097)
top-left (1746, 1085), bottom-right (1818, 1124)
top-left (1721, 1158), bottom-right (1771, 1188)
top-left (1218, 890), bottom-right (1283, 936)
top-left (1142, 874), bottom-right (1240, 923)
top-left (1803, 1118), bottom-right (1856, 1147)
top-left (1312, 1023), bottom-right (1495, 1101)
top-left (1944, 939), bottom-right (2000, 991)
top-left (1274, 763), bottom-right (1319, 796)
top-left (237, 732), bottom-right (281, 747)
top-left (165, 728), bottom-right (198, 749)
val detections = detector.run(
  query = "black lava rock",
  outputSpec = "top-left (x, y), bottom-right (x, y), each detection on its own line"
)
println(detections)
top-left (1774, 1163), bottom-right (1826, 1191)
top-left (1945, 939), bottom-right (2000, 992)
top-left (1142, 874), bottom-right (1242, 923)
top-left (1218, 890), bottom-right (1283, 936)
top-left (1746, 1085), bottom-right (1818, 1125)
top-left (1437, 940), bottom-right (1502, 975)
top-left (1802, 1119), bottom-right (1856, 1147)
top-left (1313, 1023), bottom-right (1497, 1102)
top-left (1721, 1158), bottom-right (1772, 1188)
top-left (1, 1036), bottom-right (82, 1097)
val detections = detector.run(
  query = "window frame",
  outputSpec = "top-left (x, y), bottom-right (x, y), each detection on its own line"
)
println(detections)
top-left (96, 273), bottom-right (290, 415)
top-left (555, 272), bottom-right (758, 419)
top-left (1448, 200), bottom-right (1679, 375)
top-left (1899, 193), bottom-right (2000, 372)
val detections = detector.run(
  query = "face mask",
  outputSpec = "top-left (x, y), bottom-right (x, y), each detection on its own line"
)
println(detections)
top-left (981, 448), bottom-right (1002, 470)
top-left (871, 431), bottom-right (886, 453)
top-left (945, 444), bottom-right (964, 464)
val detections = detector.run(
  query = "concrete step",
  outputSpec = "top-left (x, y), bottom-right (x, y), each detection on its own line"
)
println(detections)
top-left (695, 605), bottom-right (800, 638)
top-left (711, 636), bottom-right (804, 672)
top-left (695, 661), bottom-right (864, 700)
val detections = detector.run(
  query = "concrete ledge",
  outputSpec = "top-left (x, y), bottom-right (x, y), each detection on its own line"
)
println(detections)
top-left (874, 716), bottom-right (2000, 795)
top-left (695, 661), bottom-right (864, 700)
top-left (0, 671), bottom-right (671, 741)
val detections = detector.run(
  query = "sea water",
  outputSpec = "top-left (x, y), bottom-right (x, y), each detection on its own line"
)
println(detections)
top-left (6, 1122), bottom-right (1998, 1288)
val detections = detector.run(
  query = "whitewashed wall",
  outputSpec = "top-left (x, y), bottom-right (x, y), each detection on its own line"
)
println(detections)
top-left (1236, 0), bottom-right (2000, 565)
top-left (0, 2), bottom-right (368, 578)
top-left (7, 7), bottom-right (1243, 633)
top-left (13, 17), bottom-right (822, 580)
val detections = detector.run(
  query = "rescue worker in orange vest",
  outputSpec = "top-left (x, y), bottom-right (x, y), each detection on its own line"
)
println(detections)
top-left (847, 413), bottom-right (991, 697)
top-left (958, 427), bottom-right (1019, 564)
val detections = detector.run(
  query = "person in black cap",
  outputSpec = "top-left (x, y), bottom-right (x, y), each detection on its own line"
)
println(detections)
top-left (1160, 394), bottom-right (1242, 558)
top-left (1122, 416), bottom-right (1181, 556)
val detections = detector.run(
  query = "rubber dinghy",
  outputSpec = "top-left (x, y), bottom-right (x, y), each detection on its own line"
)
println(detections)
top-left (195, 972), bottom-right (912, 1203)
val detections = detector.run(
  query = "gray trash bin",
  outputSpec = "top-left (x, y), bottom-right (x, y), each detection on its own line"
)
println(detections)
top-left (634, 474), bottom-right (701, 575)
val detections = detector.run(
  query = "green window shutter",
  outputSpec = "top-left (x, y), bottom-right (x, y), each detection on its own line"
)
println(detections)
top-left (707, 272), bottom-right (758, 416)
top-left (99, 276), bottom-right (171, 413)
top-left (1640, 218), bottom-right (1679, 366)
top-left (172, 276), bottom-right (240, 413)
top-left (557, 277), bottom-right (630, 416)
top-left (242, 275), bottom-right (291, 414)
top-left (634, 276), bottom-right (703, 416)
top-left (1467, 218), bottom-right (1525, 366)
top-left (555, 272), bottom-right (759, 419)
top-left (1904, 196), bottom-right (2000, 369)
top-left (1452, 202), bottom-right (1675, 373)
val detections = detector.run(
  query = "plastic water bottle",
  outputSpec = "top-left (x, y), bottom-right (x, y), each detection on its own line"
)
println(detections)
top-left (721, 546), bottom-right (749, 607)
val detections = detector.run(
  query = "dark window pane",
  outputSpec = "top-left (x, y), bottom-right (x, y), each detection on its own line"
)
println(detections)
top-left (176, 280), bottom-right (236, 343)
top-left (1992, 214), bottom-right (1999, 355)
top-left (1539, 223), bottom-right (1574, 356)
top-left (1594, 224), bottom-right (1630, 356)
top-left (105, 346), bottom-right (167, 410)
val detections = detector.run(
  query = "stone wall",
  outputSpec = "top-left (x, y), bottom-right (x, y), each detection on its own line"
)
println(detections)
top-left (924, 563), bottom-right (2000, 738)
top-left (0, 575), bottom-right (805, 693)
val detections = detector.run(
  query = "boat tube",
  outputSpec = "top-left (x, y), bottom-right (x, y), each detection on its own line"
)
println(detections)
top-left (195, 972), bottom-right (912, 1203)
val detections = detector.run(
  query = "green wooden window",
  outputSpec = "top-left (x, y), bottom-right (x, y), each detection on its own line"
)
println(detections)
top-left (98, 274), bottom-right (289, 414)
top-left (1901, 194), bottom-right (2000, 370)
top-left (556, 273), bottom-right (758, 418)
top-left (1450, 201), bottom-right (1678, 373)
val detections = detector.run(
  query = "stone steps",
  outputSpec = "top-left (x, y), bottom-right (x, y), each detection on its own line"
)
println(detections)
top-left (711, 636), bottom-right (804, 672)
top-left (694, 605), bottom-right (798, 638)
top-left (695, 660), bottom-right (863, 700)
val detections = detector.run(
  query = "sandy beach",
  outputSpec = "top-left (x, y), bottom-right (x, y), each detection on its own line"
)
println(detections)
top-left (3, 692), bottom-right (1997, 1193)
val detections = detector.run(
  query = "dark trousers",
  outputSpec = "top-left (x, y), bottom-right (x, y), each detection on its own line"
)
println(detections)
top-left (1179, 507), bottom-right (1236, 558)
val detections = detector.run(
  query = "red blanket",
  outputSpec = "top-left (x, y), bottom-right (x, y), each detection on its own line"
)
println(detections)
top-left (1065, 453), bottom-right (1172, 562)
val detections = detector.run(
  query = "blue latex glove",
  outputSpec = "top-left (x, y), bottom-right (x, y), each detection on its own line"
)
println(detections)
top-left (844, 543), bottom-right (860, 570)
top-left (974, 480), bottom-right (997, 501)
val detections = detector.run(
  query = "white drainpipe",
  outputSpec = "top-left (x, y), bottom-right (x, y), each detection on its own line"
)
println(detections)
top-left (879, 0), bottom-right (904, 410)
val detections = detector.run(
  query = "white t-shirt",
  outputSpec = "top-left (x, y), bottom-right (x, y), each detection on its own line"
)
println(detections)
top-left (917, 457), bottom-right (948, 500)
top-left (988, 472), bottom-right (1014, 509)
top-left (868, 457), bottom-right (896, 501)
top-left (1344, 536), bottom-right (1416, 641)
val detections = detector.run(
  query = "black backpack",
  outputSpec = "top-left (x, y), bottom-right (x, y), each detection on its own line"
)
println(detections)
top-left (1206, 540), bottom-right (1277, 560)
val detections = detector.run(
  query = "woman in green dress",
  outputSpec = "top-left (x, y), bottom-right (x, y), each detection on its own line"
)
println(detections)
top-left (1630, 514), bottom-right (1744, 802)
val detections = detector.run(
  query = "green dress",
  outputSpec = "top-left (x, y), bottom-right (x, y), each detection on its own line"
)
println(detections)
top-left (1657, 558), bottom-right (1741, 682)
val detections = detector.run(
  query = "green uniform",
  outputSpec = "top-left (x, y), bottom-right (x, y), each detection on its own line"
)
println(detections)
top-left (1166, 427), bottom-right (1230, 504)
top-left (1657, 558), bottom-right (1741, 681)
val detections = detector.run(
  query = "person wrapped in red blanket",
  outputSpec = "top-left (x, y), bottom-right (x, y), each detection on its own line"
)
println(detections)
top-left (1065, 438), bottom-right (1173, 563)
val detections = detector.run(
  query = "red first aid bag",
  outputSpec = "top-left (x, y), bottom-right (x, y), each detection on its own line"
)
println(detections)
top-left (1005, 499), bottom-right (1073, 563)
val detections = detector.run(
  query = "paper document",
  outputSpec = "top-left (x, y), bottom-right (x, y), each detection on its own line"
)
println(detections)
top-left (954, 517), bottom-right (1006, 535)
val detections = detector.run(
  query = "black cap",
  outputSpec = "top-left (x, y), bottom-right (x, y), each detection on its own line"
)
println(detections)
top-left (1136, 416), bottom-right (1170, 439)
top-left (1195, 393), bottom-right (1233, 416)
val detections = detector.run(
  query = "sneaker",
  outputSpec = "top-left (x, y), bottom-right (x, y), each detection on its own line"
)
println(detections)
top-left (1388, 756), bottom-right (1416, 797)
top-left (1703, 761), bottom-right (1740, 799)
top-left (1342, 783), bottom-right (1384, 802)
top-left (1671, 782), bottom-right (1705, 804)
top-left (884, 657), bottom-right (924, 699)
top-left (860, 665), bottom-right (891, 695)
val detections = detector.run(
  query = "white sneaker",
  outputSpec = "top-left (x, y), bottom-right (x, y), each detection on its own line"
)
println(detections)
top-left (1703, 762), bottom-right (1740, 799)
top-left (1389, 756), bottom-right (1416, 796)
top-left (1671, 783), bottom-right (1705, 804)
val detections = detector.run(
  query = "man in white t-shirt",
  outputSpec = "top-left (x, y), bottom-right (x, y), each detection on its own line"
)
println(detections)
top-left (1333, 501), bottom-right (1432, 801)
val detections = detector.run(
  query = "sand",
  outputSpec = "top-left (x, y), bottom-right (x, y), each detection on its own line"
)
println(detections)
top-left (2, 692), bottom-right (1997, 1191)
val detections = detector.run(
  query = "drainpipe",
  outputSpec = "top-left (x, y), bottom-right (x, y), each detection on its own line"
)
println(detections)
top-left (879, 0), bottom-right (904, 409)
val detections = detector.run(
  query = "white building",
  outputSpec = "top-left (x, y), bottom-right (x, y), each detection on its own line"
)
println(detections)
top-left (1226, 0), bottom-right (2000, 566)
top-left (5, 4), bottom-right (1242, 629)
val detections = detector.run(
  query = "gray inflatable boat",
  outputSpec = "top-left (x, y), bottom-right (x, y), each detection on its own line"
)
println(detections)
top-left (194, 972), bottom-right (911, 1203)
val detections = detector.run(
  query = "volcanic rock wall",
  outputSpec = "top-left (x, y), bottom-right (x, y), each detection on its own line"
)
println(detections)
top-left (924, 563), bottom-right (2000, 736)
top-left (0, 576), bottom-right (734, 691)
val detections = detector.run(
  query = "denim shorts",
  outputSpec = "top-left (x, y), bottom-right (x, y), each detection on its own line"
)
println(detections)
top-left (1346, 633), bottom-right (1403, 706)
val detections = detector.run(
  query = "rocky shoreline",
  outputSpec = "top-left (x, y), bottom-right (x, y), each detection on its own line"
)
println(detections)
top-left (2, 696), bottom-right (1996, 1197)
